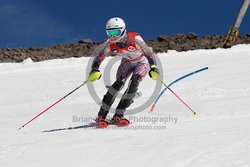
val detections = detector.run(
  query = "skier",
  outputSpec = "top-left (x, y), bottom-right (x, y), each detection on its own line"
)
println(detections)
top-left (88, 17), bottom-right (159, 127)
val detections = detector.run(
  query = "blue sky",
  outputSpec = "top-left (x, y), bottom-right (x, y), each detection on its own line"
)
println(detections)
top-left (0, 0), bottom-right (249, 48)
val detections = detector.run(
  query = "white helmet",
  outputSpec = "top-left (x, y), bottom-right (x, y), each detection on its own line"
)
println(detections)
top-left (106, 17), bottom-right (126, 43)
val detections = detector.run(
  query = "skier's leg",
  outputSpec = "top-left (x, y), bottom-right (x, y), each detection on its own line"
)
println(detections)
top-left (114, 61), bottom-right (149, 117)
top-left (98, 80), bottom-right (124, 118)
top-left (97, 61), bottom-right (132, 119)
top-left (116, 61), bottom-right (133, 83)
top-left (115, 80), bottom-right (139, 116)
top-left (131, 61), bottom-right (150, 82)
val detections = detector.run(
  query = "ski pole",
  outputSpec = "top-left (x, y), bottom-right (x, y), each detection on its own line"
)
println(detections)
top-left (150, 67), bottom-right (208, 112)
top-left (160, 80), bottom-right (197, 115)
top-left (18, 80), bottom-right (89, 131)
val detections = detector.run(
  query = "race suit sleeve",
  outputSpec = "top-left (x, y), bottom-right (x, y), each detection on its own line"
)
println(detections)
top-left (135, 35), bottom-right (156, 66)
top-left (91, 41), bottom-right (110, 70)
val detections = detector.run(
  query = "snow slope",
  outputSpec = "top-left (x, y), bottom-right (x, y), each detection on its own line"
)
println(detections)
top-left (1, 44), bottom-right (250, 167)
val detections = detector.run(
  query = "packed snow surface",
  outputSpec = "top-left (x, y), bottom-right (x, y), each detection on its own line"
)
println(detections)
top-left (1, 44), bottom-right (250, 167)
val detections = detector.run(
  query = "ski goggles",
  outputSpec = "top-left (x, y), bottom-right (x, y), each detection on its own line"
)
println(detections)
top-left (106, 28), bottom-right (123, 37)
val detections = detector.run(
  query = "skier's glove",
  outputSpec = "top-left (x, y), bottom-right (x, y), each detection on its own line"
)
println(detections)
top-left (149, 65), bottom-right (159, 80)
top-left (89, 68), bottom-right (102, 82)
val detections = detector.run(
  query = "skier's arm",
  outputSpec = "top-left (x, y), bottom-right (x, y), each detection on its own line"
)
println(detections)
top-left (135, 35), bottom-right (160, 80)
top-left (88, 41), bottom-right (110, 82)
top-left (91, 41), bottom-right (110, 70)
top-left (135, 35), bottom-right (156, 66)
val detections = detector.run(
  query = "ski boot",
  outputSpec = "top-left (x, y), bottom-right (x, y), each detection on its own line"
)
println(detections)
top-left (110, 114), bottom-right (130, 127)
top-left (95, 116), bottom-right (109, 128)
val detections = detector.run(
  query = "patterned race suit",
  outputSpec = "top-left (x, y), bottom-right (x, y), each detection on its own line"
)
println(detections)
top-left (91, 32), bottom-right (157, 117)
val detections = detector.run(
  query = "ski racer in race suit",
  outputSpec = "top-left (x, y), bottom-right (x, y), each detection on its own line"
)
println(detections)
top-left (88, 17), bottom-right (160, 127)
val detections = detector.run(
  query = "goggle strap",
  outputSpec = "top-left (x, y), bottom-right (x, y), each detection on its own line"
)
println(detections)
top-left (106, 27), bottom-right (123, 30)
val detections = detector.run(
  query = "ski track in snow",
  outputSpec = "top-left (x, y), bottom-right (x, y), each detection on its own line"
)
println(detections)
top-left (1, 44), bottom-right (250, 167)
